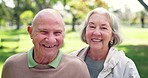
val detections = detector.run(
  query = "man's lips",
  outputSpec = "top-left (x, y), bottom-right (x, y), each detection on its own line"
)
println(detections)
top-left (42, 44), bottom-right (56, 48)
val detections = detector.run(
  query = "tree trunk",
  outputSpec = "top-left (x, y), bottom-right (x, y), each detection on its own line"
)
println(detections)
top-left (63, 0), bottom-right (66, 7)
top-left (140, 11), bottom-right (145, 28)
top-left (72, 14), bottom-right (76, 31)
top-left (16, 15), bottom-right (20, 30)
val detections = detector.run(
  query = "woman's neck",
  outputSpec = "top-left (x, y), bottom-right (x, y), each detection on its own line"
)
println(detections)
top-left (88, 47), bottom-right (109, 61)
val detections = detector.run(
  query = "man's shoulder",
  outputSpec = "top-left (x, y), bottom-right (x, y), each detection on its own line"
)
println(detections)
top-left (62, 54), bottom-right (85, 65)
top-left (61, 54), bottom-right (88, 73)
top-left (62, 53), bottom-right (83, 62)
top-left (58, 54), bottom-right (90, 78)
top-left (4, 52), bottom-right (27, 65)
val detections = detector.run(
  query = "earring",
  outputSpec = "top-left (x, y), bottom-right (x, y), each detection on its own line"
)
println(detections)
top-left (110, 40), bottom-right (113, 45)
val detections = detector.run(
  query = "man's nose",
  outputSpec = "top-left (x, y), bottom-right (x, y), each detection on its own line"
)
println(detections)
top-left (45, 34), bottom-right (56, 43)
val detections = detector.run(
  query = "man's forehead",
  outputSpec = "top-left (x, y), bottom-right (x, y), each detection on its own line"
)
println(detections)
top-left (35, 11), bottom-right (57, 20)
top-left (33, 9), bottom-right (63, 24)
top-left (37, 9), bottom-right (57, 16)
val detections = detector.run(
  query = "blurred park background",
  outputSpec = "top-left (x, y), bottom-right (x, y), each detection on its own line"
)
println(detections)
top-left (0, 0), bottom-right (148, 78)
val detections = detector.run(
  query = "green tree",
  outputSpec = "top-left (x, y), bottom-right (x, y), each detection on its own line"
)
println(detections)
top-left (16, 0), bottom-right (59, 29)
top-left (0, 0), bottom-right (36, 30)
top-left (0, 1), bottom-right (13, 27)
top-left (34, 0), bottom-right (58, 10)
top-left (20, 10), bottom-right (33, 25)
top-left (13, 0), bottom-right (36, 30)
top-left (67, 0), bottom-right (89, 31)
top-left (66, 0), bottom-right (108, 31)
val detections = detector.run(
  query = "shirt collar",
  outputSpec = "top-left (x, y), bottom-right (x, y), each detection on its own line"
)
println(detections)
top-left (28, 47), bottom-right (62, 68)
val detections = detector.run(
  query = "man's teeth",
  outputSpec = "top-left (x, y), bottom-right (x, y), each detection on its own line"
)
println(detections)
top-left (43, 44), bottom-right (55, 48)
top-left (92, 39), bottom-right (101, 42)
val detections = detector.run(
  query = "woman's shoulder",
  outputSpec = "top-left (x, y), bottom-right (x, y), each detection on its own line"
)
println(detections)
top-left (112, 48), bottom-right (140, 77)
top-left (106, 47), bottom-right (140, 78)
top-left (111, 47), bottom-right (137, 67)
top-left (70, 46), bottom-right (88, 56)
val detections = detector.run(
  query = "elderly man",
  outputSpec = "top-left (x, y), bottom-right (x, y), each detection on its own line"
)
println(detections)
top-left (2, 9), bottom-right (90, 78)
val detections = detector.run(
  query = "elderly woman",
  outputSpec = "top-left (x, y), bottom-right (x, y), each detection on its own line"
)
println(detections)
top-left (71, 7), bottom-right (140, 78)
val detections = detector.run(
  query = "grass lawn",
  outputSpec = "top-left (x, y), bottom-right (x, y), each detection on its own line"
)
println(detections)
top-left (0, 25), bottom-right (148, 77)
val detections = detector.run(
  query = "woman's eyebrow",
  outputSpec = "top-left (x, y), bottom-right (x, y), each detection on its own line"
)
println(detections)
top-left (88, 22), bottom-right (95, 25)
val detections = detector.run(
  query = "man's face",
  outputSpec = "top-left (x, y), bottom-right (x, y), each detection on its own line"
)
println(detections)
top-left (28, 16), bottom-right (64, 58)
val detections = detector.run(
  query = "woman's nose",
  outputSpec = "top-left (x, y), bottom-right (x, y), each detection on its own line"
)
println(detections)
top-left (93, 29), bottom-right (101, 36)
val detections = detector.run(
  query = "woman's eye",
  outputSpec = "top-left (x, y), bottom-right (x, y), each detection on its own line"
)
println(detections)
top-left (89, 25), bottom-right (96, 29)
top-left (101, 24), bottom-right (108, 29)
top-left (101, 27), bottom-right (107, 29)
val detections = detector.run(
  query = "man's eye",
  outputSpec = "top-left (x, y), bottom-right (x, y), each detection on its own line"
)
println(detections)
top-left (54, 32), bottom-right (62, 35)
top-left (40, 31), bottom-right (48, 34)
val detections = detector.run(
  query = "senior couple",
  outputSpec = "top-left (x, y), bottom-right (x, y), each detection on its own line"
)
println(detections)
top-left (2, 7), bottom-right (140, 78)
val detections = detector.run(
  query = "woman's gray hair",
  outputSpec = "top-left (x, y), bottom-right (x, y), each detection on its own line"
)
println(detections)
top-left (80, 7), bottom-right (123, 47)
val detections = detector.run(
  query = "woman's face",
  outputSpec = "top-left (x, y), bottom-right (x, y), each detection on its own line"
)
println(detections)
top-left (86, 13), bottom-right (113, 50)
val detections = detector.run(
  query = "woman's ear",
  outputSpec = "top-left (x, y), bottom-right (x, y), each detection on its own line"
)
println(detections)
top-left (111, 32), bottom-right (114, 40)
top-left (111, 35), bottom-right (114, 41)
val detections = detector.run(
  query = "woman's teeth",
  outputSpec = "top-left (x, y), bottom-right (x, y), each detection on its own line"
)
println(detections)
top-left (92, 39), bottom-right (101, 42)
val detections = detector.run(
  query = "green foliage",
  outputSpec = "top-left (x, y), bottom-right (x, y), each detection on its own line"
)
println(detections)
top-left (67, 0), bottom-right (90, 20)
top-left (65, 0), bottom-right (109, 31)
top-left (0, 0), bottom-right (109, 30)
top-left (93, 0), bottom-right (109, 9)
top-left (0, 1), bottom-right (14, 27)
top-left (64, 17), bottom-right (72, 25)
top-left (0, 19), bottom-right (6, 27)
top-left (20, 10), bottom-right (34, 25)
top-left (0, 0), bottom-right (58, 29)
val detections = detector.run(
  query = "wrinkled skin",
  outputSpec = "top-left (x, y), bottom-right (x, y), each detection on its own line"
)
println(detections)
top-left (27, 9), bottom-right (65, 64)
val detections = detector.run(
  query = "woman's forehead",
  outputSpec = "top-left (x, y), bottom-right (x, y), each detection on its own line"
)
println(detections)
top-left (89, 13), bottom-right (110, 22)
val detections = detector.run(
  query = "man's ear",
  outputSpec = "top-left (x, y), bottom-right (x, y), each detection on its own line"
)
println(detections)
top-left (27, 25), bottom-right (33, 39)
